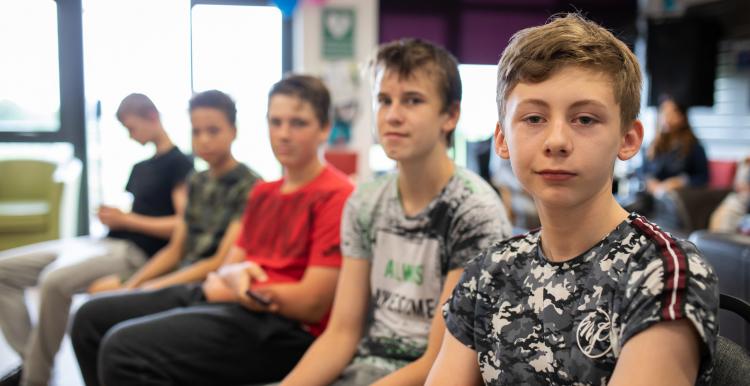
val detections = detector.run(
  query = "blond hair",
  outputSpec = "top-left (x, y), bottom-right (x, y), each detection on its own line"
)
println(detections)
top-left (496, 13), bottom-right (641, 131)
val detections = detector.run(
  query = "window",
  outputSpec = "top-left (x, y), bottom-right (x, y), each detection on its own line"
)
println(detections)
top-left (191, 4), bottom-right (283, 180)
top-left (0, 1), bottom-right (60, 132)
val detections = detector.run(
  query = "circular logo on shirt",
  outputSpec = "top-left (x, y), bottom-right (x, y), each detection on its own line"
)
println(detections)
top-left (576, 308), bottom-right (612, 359)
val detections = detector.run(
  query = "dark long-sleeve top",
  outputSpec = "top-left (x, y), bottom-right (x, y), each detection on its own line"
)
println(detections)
top-left (645, 142), bottom-right (709, 187)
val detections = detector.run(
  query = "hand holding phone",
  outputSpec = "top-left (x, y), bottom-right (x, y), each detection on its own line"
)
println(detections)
top-left (245, 289), bottom-right (272, 307)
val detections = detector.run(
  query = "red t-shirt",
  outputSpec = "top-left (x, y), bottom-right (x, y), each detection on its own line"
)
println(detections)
top-left (235, 165), bottom-right (353, 335)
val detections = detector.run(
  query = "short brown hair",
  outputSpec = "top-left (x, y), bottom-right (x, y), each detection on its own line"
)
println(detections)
top-left (116, 93), bottom-right (159, 122)
top-left (496, 13), bottom-right (641, 130)
top-left (372, 38), bottom-right (462, 145)
top-left (268, 74), bottom-right (331, 127)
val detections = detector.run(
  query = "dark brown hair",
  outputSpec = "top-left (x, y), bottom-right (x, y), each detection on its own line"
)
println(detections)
top-left (268, 74), bottom-right (331, 127)
top-left (372, 38), bottom-right (462, 145)
top-left (189, 90), bottom-right (237, 127)
top-left (648, 96), bottom-right (698, 159)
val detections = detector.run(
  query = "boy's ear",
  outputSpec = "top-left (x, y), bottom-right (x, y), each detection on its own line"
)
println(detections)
top-left (617, 120), bottom-right (644, 161)
top-left (495, 121), bottom-right (510, 159)
top-left (441, 102), bottom-right (461, 135)
top-left (319, 121), bottom-right (333, 144)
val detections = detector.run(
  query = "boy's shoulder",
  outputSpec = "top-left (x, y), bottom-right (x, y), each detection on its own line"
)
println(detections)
top-left (474, 230), bottom-right (541, 267)
top-left (318, 165), bottom-right (355, 193)
top-left (452, 166), bottom-right (499, 196)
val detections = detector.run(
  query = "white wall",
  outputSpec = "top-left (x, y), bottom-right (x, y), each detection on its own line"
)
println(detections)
top-left (293, 0), bottom-right (379, 181)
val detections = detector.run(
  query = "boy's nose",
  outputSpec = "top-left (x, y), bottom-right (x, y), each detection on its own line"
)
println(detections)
top-left (384, 103), bottom-right (405, 125)
top-left (544, 120), bottom-right (572, 156)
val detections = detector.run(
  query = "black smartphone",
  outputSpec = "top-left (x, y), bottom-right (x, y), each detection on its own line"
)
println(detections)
top-left (245, 289), bottom-right (272, 306)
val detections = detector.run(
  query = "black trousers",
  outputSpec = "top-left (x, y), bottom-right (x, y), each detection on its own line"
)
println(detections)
top-left (70, 284), bottom-right (314, 386)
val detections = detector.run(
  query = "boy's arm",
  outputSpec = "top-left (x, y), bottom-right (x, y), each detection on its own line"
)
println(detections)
top-left (425, 330), bottom-right (483, 386)
top-left (123, 219), bottom-right (187, 289)
top-left (140, 220), bottom-right (243, 290)
top-left (281, 257), bottom-right (371, 386)
top-left (608, 319), bottom-right (701, 386)
top-left (99, 183), bottom-right (188, 239)
top-left (252, 265), bottom-right (339, 323)
top-left (369, 268), bottom-right (464, 386)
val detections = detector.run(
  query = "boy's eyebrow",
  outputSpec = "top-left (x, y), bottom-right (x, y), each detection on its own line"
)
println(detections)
top-left (402, 91), bottom-right (426, 98)
top-left (517, 99), bottom-right (549, 108)
top-left (569, 99), bottom-right (608, 110)
top-left (376, 90), bottom-right (427, 100)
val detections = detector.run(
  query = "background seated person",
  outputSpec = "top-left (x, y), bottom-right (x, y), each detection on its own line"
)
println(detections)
top-left (627, 96), bottom-right (708, 216)
top-left (710, 155), bottom-right (750, 233)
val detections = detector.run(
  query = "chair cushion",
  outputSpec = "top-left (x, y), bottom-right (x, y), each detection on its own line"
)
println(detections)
top-left (711, 336), bottom-right (750, 386)
top-left (0, 201), bottom-right (50, 232)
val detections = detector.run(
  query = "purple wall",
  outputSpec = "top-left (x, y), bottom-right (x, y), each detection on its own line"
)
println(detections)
top-left (379, 0), bottom-right (637, 65)
top-left (459, 11), bottom-right (548, 64)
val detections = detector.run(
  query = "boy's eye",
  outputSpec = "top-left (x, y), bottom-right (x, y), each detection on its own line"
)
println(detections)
top-left (191, 128), bottom-right (200, 136)
top-left (377, 96), bottom-right (391, 106)
top-left (404, 97), bottom-right (423, 105)
top-left (208, 126), bottom-right (220, 135)
top-left (524, 115), bottom-right (544, 124)
top-left (268, 118), bottom-right (281, 127)
top-left (291, 119), bottom-right (308, 127)
top-left (575, 116), bottom-right (598, 125)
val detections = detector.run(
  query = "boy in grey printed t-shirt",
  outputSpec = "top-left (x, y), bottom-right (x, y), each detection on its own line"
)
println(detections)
top-left (344, 167), bottom-right (511, 369)
top-left (280, 39), bottom-right (511, 386)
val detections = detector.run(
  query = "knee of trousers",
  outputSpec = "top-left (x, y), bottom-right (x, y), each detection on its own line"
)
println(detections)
top-left (98, 322), bottom-right (154, 381)
top-left (69, 299), bottom-right (102, 351)
top-left (39, 268), bottom-right (76, 300)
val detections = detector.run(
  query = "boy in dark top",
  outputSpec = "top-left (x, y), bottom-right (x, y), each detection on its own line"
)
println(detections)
top-left (70, 75), bottom-right (353, 386)
top-left (428, 14), bottom-right (719, 386)
top-left (0, 93), bottom-right (193, 386)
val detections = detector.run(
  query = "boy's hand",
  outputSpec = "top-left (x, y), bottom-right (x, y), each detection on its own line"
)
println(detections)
top-left (97, 205), bottom-right (129, 229)
top-left (87, 274), bottom-right (124, 294)
top-left (217, 261), bottom-right (268, 295)
top-left (202, 272), bottom-right (239, 303)
top-left (215, 262), bottom-right (274, 311)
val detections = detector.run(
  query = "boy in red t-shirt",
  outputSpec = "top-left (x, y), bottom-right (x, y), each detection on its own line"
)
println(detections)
top-left (69, 75), bottom-right (353, 386)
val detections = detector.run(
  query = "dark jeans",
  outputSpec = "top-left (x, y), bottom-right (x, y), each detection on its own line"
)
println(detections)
top-left (70, 284), bottom-right (314, 386)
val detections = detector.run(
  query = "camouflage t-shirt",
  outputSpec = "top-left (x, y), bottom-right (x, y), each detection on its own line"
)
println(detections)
top-left (182, 163), bottom-right (260, 266)
top-left (342, 167), bottom-right (512, 369)
top-left (444, 213), bottom-right (719, 385)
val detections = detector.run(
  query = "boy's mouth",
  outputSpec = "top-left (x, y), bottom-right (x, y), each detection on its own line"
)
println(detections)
top-left (537, 169), bottom-right (577, 181)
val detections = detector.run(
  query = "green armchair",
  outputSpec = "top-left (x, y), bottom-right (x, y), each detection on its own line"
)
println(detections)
top-left (0, 159), bottom-right (65, 251)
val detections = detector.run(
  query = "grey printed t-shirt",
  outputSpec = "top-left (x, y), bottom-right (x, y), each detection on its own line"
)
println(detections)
top-left (444, 213), bottom-right (719, 385)
top-left (342, 167), bottom-right (512, 369)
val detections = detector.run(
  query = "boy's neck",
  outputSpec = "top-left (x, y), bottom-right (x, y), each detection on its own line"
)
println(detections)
top-left (282, 157), bottom-right (324, 194)
top-left (397, 148), bottom-right (455, 217)
top-left (208, 155), bottom-right (239, 178)
top-left (537, 188), bottom-right (629, 263)
top-left (152, 127), bottom-right (174, 155)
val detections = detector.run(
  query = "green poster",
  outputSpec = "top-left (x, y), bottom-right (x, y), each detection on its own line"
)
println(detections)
top-left (322, 7), bottom-right (355, 59)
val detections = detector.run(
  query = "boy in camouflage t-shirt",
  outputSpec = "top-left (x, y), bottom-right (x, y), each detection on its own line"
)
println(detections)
top-left (281, 39), bottom-right (511, 386)
top-left (428, 14), bottom-right (718, 386)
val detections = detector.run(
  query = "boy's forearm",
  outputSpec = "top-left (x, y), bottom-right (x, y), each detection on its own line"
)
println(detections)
top-left (144, 257), bottom-right (223, 289)
top-left (125, 247), bottom-right (181, 288)
top-left (263, 283), bottom-right (330, 323)
top-left (282, 330), bottom-right (359, 386)
top-left (123, 213), bottom-right (179, 239)
top-left (371, 356), bottom-right (433, 386)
